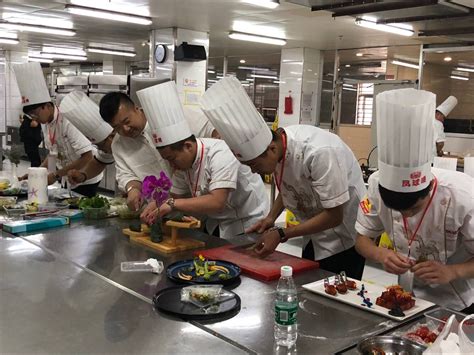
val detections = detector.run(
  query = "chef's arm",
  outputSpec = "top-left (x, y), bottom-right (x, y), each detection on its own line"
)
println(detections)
top-left (436, 142), bottom-right (444, 157)
top-left (173, 188), bottom-right (230, 215)
top-left (68, 158), bottom-right (106, 184)
top-left (55, 151), bottom-right (93, 178)
top-left (355, 234), bottom-right (382, 261)
top-left (284, 205), bottom-right (343, 239)
top-left (267, 194), bottom-right (285, 223)
top-left (451, 258), bottom-right (474, 280)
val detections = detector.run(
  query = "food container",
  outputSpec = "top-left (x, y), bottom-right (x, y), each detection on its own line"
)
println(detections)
top-left (3, 205), bottom-right (26, 217)
top-left (0, 196), bottom-right (17, 207)
top-left (38, 202), bottom-right (69, 212)
top-left (357, 336), bottom-right (426, 355)
top-left (425, 308), bottom-right (474, 341)
top-left (116, 205), bottom-right (141, 219)
top-left (121, 259), bottom-right (164, 273)
top-left (81, 206), bottom-right (108, 219)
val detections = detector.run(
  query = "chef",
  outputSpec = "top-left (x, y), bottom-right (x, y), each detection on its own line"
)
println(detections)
top-left (433, 96), bottom-right (457, 158)
top-left (201, 77), bottom-right (366, 279)
top-left (139, 81), bottom-right (269, 239)
top-left (355, 88), bottom-right (473, 312)
top-left (13, 62), bottom-right (102, 197)
top-left (99, 91), bottom-right (218, 211)
top-left (59, 91), bottom-right (116, 185)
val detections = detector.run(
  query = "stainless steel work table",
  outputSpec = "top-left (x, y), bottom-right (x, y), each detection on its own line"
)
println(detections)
top-left (2, 218), bottom-right (423, 354)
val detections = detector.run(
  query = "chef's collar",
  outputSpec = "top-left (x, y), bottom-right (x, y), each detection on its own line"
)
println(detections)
top-left (50, 105), bottom-right (60, 125)
top-left (191, 138), bottom-right (204, 170)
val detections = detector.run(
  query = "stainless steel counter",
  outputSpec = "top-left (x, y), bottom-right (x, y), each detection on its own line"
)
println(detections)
top-left (1, 218), bottom-right (421, 354)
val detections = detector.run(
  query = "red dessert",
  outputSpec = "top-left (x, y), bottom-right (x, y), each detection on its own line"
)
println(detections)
top-left (376, 285), bottom-right (415, 311)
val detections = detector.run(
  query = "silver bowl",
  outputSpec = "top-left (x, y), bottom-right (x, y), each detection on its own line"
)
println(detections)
top-left (358, 336), bottom-right (427, 355)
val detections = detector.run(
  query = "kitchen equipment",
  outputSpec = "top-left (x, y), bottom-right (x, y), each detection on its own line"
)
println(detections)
top-left (197, 244), bottom-right (319, 281)
top-left (303, 276), bottom-right (435, 321)
top-left (167, 259), bottom-right (241, 285)
top-left (357, 336), bottom-right (426, 354)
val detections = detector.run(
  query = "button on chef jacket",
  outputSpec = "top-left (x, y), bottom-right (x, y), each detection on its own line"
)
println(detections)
top-left (42, 106), bottom-right (103, 186)
top-left (171, 138), bottom-right (269, 238)
top-left (356, 168), bottom-right (474, 310)
top-left (276, 125), bottom-right (366, 260)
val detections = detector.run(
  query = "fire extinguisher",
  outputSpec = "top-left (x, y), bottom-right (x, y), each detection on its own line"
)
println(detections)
top-left (284, 91), bottom-right (293, 115)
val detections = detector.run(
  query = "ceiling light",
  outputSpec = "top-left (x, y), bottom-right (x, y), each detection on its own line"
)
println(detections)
top-left (345, 64), bottom-right (351, 68)
top-left (42, 46), bottom-right (86, 56)
top-left (250, 74), bottom-right (278, 79)
top-left (229, 31), bottom-right (286, 46)
top-left (28, 56), bottom-right (53, 63)
top-left (355, 18), bottom-right (414, 36)
top-left (273, 80), bottom-right (284, 84)
top-left (456, 66), bottom-right (474, 73)
top-left (238, 66), bottom-right (270, 71)
top-left (343, 84), bottom-right (354, 88)
top-left (241, 0), bottom-right (279, 9)
top-left (391, 60), bottom-right (419, 69)
top-left (343, 87), bottom-right (357, 92)
top-left (207, 70), bottom-right (216, 74)
top-left (87, 47), bottom-right (136, 57)
top-left (240, 59), bottom-right (246, 64)
top-left (0, 37), bottom-right (18, 44)
top-left (450, 75), bottom-right (468, 81)
top-left (41, 53), bottom-right (87, 61)
top-left (356, 52), bottom-right (363, 57)
top-left (65, 4), bottom-right (152, 25)
top-left (444, 56), bottom-right (452, 62)
top-left (0, 22), bottom-right (75, 36)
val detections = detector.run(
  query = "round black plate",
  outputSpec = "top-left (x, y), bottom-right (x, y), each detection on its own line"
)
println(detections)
top-left (167, 259), bottom-right (241, 285)
top-left (153, 286), bottom-right (241, 321)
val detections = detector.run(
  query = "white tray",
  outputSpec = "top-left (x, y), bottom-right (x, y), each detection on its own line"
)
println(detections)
top-left (302, 276), bottom-right (435, 321)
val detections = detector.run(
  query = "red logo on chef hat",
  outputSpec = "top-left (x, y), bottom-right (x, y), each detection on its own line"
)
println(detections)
top-left (402, 171), bottom-right (427, 188)
top-left (21, 96), bottom-right (29, 104)
top-left (152, 133), bottom-right (162, 144)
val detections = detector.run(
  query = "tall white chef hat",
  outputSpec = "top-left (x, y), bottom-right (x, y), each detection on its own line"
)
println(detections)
top-left (376, 88), bottom-right (436, 193)
top-left (136, 81), bottom-right (192, 147)
top-left (436, 96), bottom-right (457, 117)
top-left (200, 77), bottom-right (272, 162)
top-left (13, 62), bottom-right (51, 109)
top-left (60, 91), bottom-right (113, 144)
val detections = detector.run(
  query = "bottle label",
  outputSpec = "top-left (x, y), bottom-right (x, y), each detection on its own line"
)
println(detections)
top-left (275, 301), bottom-right (297, 326)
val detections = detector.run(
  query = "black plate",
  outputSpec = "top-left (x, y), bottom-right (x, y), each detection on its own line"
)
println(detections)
top-left (153, 286), bottom-right (241, 321)
top-left (0, 189), bottom-right (27, 197)
top-left (167, 259), bottom-right (241, 285)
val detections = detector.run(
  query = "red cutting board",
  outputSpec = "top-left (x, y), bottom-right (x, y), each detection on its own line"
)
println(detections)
top-left (196, 244), bottom-right (319, 282)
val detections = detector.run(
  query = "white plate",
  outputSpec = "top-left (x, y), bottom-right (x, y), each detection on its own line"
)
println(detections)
top-left (302, 276), bottom-right (435, 321)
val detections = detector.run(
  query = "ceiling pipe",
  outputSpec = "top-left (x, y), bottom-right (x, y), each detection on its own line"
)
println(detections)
top-left (311, 0), bottom-right (379, 12)
top-left (330, 0), bottom-right (439, 17)
top-left (377, 12), bottom-right (473, 24)
top-left (419, 27), bottom-right (474, 36)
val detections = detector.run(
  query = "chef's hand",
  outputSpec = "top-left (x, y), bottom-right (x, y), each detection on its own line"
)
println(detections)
top-left (140, 201), bottom-right (157, 225)
top-left (47, 172), bottom-right (57, 185)
top-left (412, 261), bottom-right (457, 285)
top-left (67, 169), bottom-right (86, 185)
top-left (19, 174), bottom-right (28, 181)
top-left (378, 249), bottom-right (412, 275)
top-left (245, 217), bottom-right (274, 234)
top-left (127, 188), bottom-right (142, 211)
top-left (253, 229), bottom-right (280, 258)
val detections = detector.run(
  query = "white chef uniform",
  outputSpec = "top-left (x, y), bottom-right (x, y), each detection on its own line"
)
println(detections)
top-left (433, 96), bottom-right (457, 159)
top-left (201, 77), bottom-right (366, 258)
top-left (356, 88), bottom-right (474, 310)
top-left (60, 91), bottom-right (115, 165)
top-left (137, 81), bottom-right (269, 238)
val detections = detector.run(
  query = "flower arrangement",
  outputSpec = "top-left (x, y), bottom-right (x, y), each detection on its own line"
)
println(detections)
top-left (141, 171), bottom-right (172, 205)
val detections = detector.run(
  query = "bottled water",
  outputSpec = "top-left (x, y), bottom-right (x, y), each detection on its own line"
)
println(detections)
top-left (274, 265), bottom-right (298, 347)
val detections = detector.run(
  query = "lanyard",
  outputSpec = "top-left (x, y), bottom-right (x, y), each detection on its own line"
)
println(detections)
top-left (402, 177), bottom-right (438, 258)
top-left (187, 140), bottom-right (205, 197)
top-left (273, 130), bottom-right (287, 191)
top-left (48, 109), bottom-right (60, 147)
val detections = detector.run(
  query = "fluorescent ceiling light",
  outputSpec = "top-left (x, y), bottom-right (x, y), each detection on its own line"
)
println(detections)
top-left (450, 75), bottom-right (468, 81)
top-left (70, 0), bottom-right (149, 16)
top-left (355, 18), bottom-right (414, 37)
top-left (65, 5), bottom-right (152, 25)
top-left (343, 87), bottom-right (357, 92)
top-left (41, 53), bottom-right (87, 61)
top-left (232, 20), bottom-right (285, 39)
top-left (0, 31), bottom-right (17, 39)
top-left (2, 12), bottom-right (74, 29)
top-left (0, 37), bottom-right (18, 44)
top-left (356, 52), bottom-right (363, 57)
top-left (273, 80), bottom-right (284, 84)
top-left (207, 70), bottom-right (216, 74)
top-left (345, 64), bottom-right (351, 67)
top-left (238, 66), bottom-right (270, 71)
top-left (240, 59), bottom-right (246, 63)
top-left (444, 56), bottom-right (452, 62)
top-left (229, 31), bottom-right (286, 46)
top-left (392, 60), bottom-right (419, 69)
top-left (0, 22), bottom-right (75, 36)
top-left (28, 56), bottom-right (53, 63)
top-left (456, 66), bottom-right (474, 73)
top-left (343, 84), bottom-right (354, 88)
top-left (87, 47), bottom-right (136, 57)
top-left (250, 74), bottom-right (278, 79)
top-left (242, 0), bottom-right (279, 9)
top-left (42, 46), bottom-right (86, 56)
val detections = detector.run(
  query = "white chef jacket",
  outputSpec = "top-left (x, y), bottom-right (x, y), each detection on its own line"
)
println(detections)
top-left (355, 169), bottom-right (474, 310)
top-left (433, 119), bottom-right (446, 159)
top-left (42, 106), bottom-right (103, 186)
top-left (184, 107), bottom-right (215, 139)
top-left (275, 125), bottom-right (367, 260)
top-left (170, 138), bottom-right (269, 238)
top-left (112, 123), bottom-right (171, 191)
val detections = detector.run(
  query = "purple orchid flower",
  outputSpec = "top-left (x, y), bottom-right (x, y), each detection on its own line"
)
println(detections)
top-left (142, 172), bottom-right (172, 206)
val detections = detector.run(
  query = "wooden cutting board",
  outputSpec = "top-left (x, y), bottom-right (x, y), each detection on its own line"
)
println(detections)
top-left (197, 244), bottom-right (319, 281)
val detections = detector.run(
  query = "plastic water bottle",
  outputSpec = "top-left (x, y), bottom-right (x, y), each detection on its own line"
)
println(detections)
top-left (274, 265), bottom-right (298, 347)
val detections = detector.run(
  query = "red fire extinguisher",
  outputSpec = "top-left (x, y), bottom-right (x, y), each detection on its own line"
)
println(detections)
top-left (284, 91), bottom-right (293, 115)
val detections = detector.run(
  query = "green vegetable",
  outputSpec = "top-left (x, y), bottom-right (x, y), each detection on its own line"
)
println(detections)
top-left (219, 274), bottom-right (231, 280)
top-left (78, 195), bottom-right (110, 209)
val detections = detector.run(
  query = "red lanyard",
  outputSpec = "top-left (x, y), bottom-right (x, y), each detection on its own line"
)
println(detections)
top-left (187, 140), bottom-right (205, 197)
top-left (48, 109), bottom-right (60, 146)
top-left (402, 177), bottom-right (438, 257)
top-left (273, 130), bottom-right (287, 191)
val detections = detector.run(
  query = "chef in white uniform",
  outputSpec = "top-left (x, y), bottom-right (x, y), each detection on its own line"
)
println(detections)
top-left (138, 81), bottom-right (269, 239)
top-left (13, 63), bottom-right (102, 197)
top-left (201, 77), bottom-right (366, 279)
top-left (355, 89), bottom-right (474, 312)
top-left (59, 91), bottom-right (116, 185)
top-left (98, 92), bottom-right (217, 211)
top-left (433, 96), bottom-right (457, 158)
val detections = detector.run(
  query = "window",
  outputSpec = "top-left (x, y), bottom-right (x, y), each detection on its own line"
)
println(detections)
top-left (355, 83), bottom-right (374, 125)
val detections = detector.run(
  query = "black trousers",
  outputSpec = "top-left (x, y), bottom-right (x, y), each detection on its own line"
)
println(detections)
top-left (24, 145), bottom-right (41, 167)
top-left (303, 241), bottom-right (366, 280)
top-left (72, 182), bottom-right (100, 198)
top-left (461, 303), bottom-right (474, 315)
